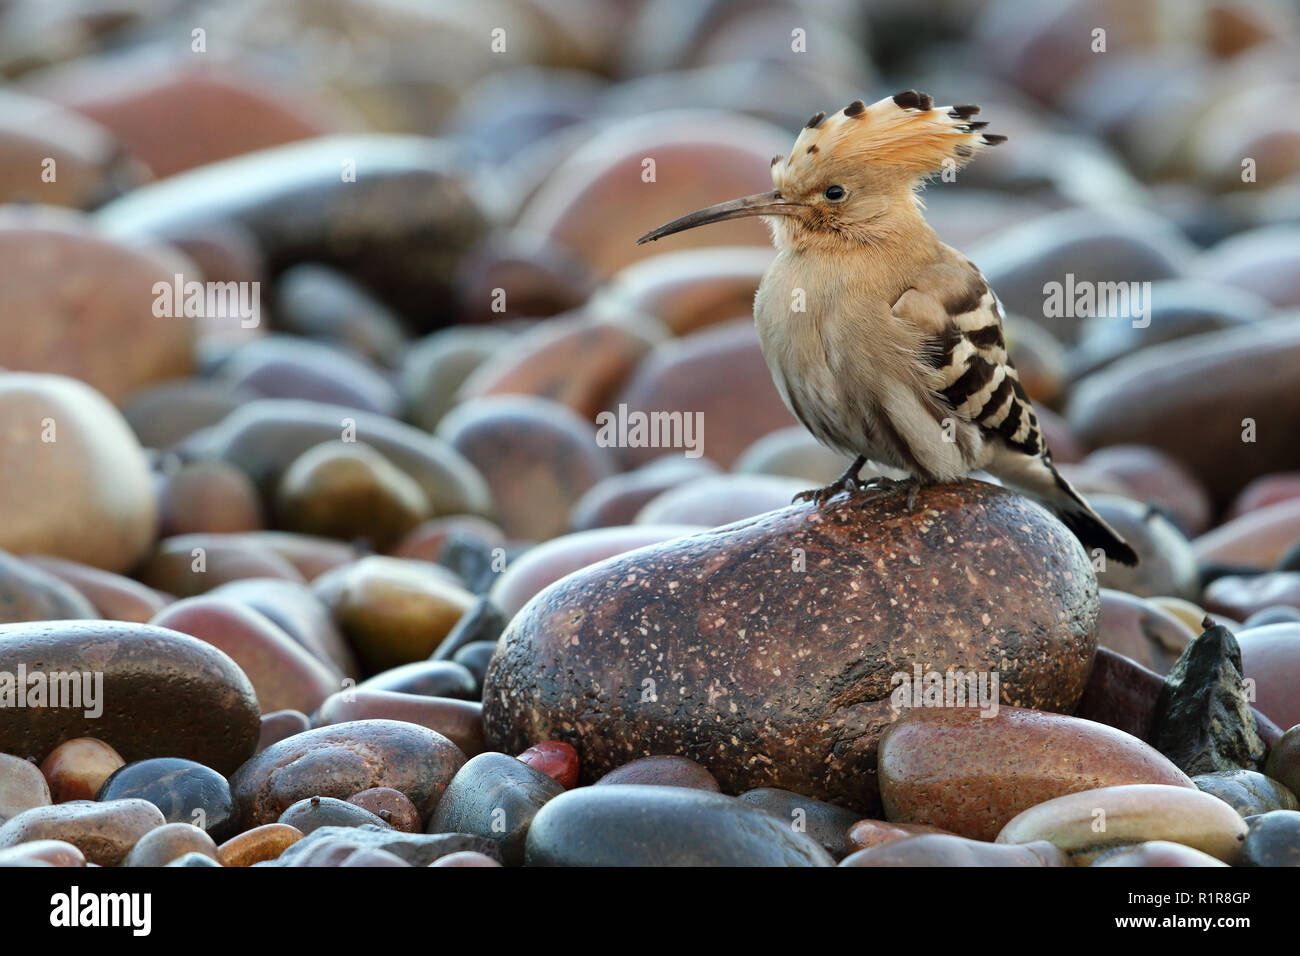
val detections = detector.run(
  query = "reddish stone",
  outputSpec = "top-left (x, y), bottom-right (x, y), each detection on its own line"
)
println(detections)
top-left (517, 741), bottom-right (580, 790)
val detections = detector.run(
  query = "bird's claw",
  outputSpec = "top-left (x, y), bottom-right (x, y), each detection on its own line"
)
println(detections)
top-left (793, 476), bottom-right (858, 507)
top-left (853, 476), bottom-right (921, 512)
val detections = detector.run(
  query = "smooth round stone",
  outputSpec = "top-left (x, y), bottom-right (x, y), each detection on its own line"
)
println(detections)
top-left (517, 742), bottom-right (579, 790)
top-left (431, 596), bottom-right (504, 665)
top-left (151, 597), bottom-right (341, 714)
top-left (532, 782), bottom-right (838, 866)
top-left (0, 373), bottom-right (158, 572)
top-left (97, 135), bottom-right (488, 325)
top-left (0, 551), bottom-right (98, 624)
top-left (846, 819), bottom-right (954, 852)
top-left (996, 784), bottom-right (1250, 865)
top-left (594, 756), bottom-right (720, 791)
top-left (22, 556), bottom-right (169, 624)
top-left (0, 754), bottom-right (51, 823)
top-left (211, 577), bottom-right (357, 677)
top-left (1193, 770), bottom-right (1298, 816)
top-left (0, 798), bottom-right (165, 867)
top-left (1097, 589), bottom-right (1196, 674)
top-left (399, 326), bottom-right (511, 431)
top-left (167, 851), bottom-right (223, 867)
top-left (0, 89), bottom-right (138, 208)
top-left (569, 457), bottom-right (720, 531)
top-left (1068, 321), bottom-right (1300, 505)
top-left (198, 399), bottom-right (492, 518)
top-left (347, 788), bottom-right (421, 834)
top-left (1148, 596), bottom-right (1214, 635)
top-left (1241, 810), bottom-right (1300, 867)
top-left (39, 738), bottom-right (124, 803)
top-left (98, 758), bottom-right (236, 841)
top-left (1083, 445), bottom-right (1212, 536)
top-left (738, 789), bottom-right (861, 860)
top-left (0, 839), bottom-right (86, 867)
top-left (312, 556), bottom-right (476, 673)
top-left (428, 753), bottom-right (565, 865)
top-left (451, 228), bottom-right (595, 324)
top-left (879, 706), bottom-right (1193, 841)
top-left (218, 337), bottom-right (401, 417)
top-left (733, 426), bottom-right (859, 484)
top-left (1073, 647), bottom-right (1166, 743)
top-left (358, 661), bottom-right (478, 700)
top-left (0, 621), bottom-right (259, 775)
top-left (969, 207), bottom-right (1194, 343)
top-left (429, 850), bottom-right (501, 867)
top-left (123, 380), bottom-right (257, 450)
top-left (459, 308), bottom-right (665, 421)
top-left (1236, 624), bottom-right (1300, 730)
top-left (389, 515), bottom-right (507, 565)
top-left (1245, 606), bottom-right (1300, 629)
top-left (437, 395), bottom-right (616, 541)
top-left (1228, 474), bottom-right (1300, 520)
top-left (1195, 497), bottom-right (1300, 570)
top-left (315, 691), bottom-right (484, 758)
top-left (123, 822), bottom-right (220, 867)
top-left (230, 720), bottom-right (466, 828)
top-left (270, 823), bottom-right (499, 868)
top-left (157, 460), bottom-right (263, 537)
top-left (613, 319), bottom-right (798, 469)
top-left (217, 823), bottom-right (304, 867)
top-left (488, 525), bottom-right (701, 620)
top-left (841, 834), bottom-right (1068, 867)
top-left (256, 711), bottom-right (311, 755)
top-left (635, 474), bottom-right (815, 527)
top-left (232, 531), bottom-right (360, 583)
top-left (1091, 840), bottom-right (1230, 867)
top-left (1201, 227), bottom-right (1300, 308)
top-left (275, 264), bottom-right (407, 366)
top-left (0, 213), bottom-right (195, 404)
top-left (1085, 495), bottom-right (1200, 599)
top-left (1264, 725), bottom-right (1300, 797)
top-left (595, 245), bottom-right (773, 336)
top-left (279, 796), bottom-right (391, 835)
top-left (1205, 573), bottom-right (1300, 621)
top-left (452, 642), bottom-right (496, 690)
top-left (275, 442), bottom-right (431, 550)
top-left (139, 533), bottom-right (305, 598)
top-left (485, 482), bottom-right (1100, 811)
top-left (515, 111), bottom-right (788, 279)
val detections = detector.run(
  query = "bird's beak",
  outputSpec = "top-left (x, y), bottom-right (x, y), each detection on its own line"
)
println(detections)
top-left (636, 190), bottom-right (803, 244)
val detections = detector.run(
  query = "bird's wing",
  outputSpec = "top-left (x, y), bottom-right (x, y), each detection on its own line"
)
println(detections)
top-left (890, 255), bottom-right (1044, 458)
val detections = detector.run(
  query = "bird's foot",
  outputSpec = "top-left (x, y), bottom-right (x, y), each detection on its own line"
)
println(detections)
top-left (855, 475), bottom-right (922, 512)
top-left (793, 474), bottom-right (859, 507)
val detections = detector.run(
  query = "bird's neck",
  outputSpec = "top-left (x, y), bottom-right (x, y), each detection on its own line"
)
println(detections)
top-left (771, 198), bottom-right (939, 260)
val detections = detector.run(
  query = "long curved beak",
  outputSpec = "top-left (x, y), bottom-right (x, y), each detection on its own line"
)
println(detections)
top-left (636, 190), bottom-right (803, 244)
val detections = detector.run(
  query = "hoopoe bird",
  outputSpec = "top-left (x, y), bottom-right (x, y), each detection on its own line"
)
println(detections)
top-left (638, 90), bottom-right (1137, 565)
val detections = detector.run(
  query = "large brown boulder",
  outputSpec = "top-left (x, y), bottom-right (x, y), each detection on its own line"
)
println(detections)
top-left (482, 481), bottom-right (1101, 813)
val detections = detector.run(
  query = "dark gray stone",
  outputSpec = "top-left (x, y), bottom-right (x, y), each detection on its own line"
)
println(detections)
top-left (427, 752), bottom-right (563, 865)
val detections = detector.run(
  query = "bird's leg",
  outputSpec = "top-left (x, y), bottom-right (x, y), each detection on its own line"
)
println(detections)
top-left (854, 474), bottom-right (924, 512)
top-left (793, 456), bottom-right (866, 507)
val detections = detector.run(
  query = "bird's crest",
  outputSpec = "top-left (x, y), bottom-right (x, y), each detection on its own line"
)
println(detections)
top-left (774, 90), bottom-right (1005, 191)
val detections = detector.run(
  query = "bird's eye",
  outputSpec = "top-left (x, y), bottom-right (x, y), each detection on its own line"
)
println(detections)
top-left (824, 185), bottom-right (846, 201)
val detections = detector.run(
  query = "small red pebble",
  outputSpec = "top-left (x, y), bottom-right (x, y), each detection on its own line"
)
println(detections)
top-left (517, 741), bottom-right (579, 789)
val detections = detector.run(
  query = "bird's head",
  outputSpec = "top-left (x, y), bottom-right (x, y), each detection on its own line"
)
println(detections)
top-left (637, 90), bottom-right (1004, 252)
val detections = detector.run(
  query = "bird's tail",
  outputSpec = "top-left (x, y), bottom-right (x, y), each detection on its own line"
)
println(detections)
top-left (1040, 468), bottom-right (1138, 566)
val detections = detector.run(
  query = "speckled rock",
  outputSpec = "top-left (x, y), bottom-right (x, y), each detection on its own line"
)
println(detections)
top-left (0, 799), bottom-right (165, 866)
top-left (483, 481), bottom-right (1101, 811)
top-left (524, 785), bottom-right (834, 867)
top-left (996, 784), bottom-right (1250, 865)
top-left (229, 720), bottom-right (465, 828)
top-left (427, 752), bottom-right (564, 865)
top-left (0, 621), bottom-right (260, 774)
top-left (0, 374), bottom-right (158, 573)
top-left (1193, 770), bottom-right (1298, 816)
top-left (841, 834), bottom-right (1068, 867)
top-left (879, 706), bottom-right (1193, 841)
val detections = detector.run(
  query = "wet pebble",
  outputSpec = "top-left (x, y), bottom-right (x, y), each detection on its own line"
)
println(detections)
top-left (516, 742), bottom-right (580, 790)
top-left (1193, 770), bottom-right (1298, 816)
top-left (39, 738), bottom-right (124, 803)
top-left (97, 758), bottom-right (236, 841)
top-left (217, 823), bottom-right (303, 867)
top-left (428, 753), bottom-right (564, 865)
top-left (256, 711), bottom-right (311, 755)
top-left (0, 754), bottom-right (51, 823)
top-left (358, 660), bottom-right (478, 699)
top-left (595, 755), bottom-right (720, 791)
top-left (841, 834), bottom-right (1068, 868)
top-left (1240, 810), bottom-right (1300, 867)
top-left (738, 788), bottom-right (860, 860)
top-left (347, 788), bottom-right (421, 833)
top-left (122, 822), bottom-right (220, 867)
top-left (314, 691), bottom-right (485, 757)
top-left (278, 796), bottom-right (391, 835)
